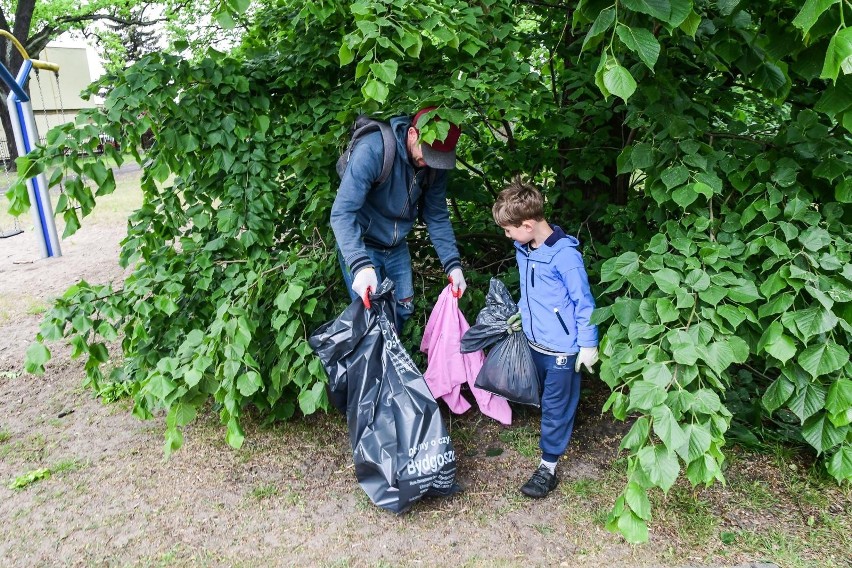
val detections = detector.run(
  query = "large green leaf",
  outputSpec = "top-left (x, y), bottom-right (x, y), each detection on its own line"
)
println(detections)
top-left (798, 343), bottom-right (850, 378)
top-left (602, 252), bottom-right (641, 282)
top-left (616, 24), bottom-right (661, 70)
top-left (652, 268), bottom-right (681, 293)
top-left (792, 307), bottom-right (839, 338)
top-left (630, 381), bottom-right (667, 411)
top-left (651, 404), bottom-right (688, 452)
top-left (820, 28), bottom-right (852, 83)
top-left (661, 165), bottom-right (688, 190)
top-left (625, 482), bottom-right (652, 520)
top-left (621, 0), bottom-right (672, 23)
top-left (678, 422), bottom-right (713, 462)
top-left (802, 413), bottom-right (847, 454)
top-left (617, 509), bottom-right (649, 543)
top-left (620, 416), bottom-right (651, 451)
top-left (638, 445), bottom-right (680, 492)
top-left (765, 334), bottom-right (797, 364)
top-left (702, 340), bottom-right (736, 376)
top-left (789, 382), bottom-right (828, 423)
top-left (826, 378), bottom-right (852, 416)
top-left (827, 444), bottom-right (852, 481)
top-left (763, 376), bottom-right (795, 413)
top-left (583, 7), bottom-right (616, 50)
top-left (603, 64), bottom-right (637, 102)
top-left (793, 0), bottom-right (839, 36)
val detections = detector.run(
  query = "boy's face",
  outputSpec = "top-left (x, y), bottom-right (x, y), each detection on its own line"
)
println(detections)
top-left (501, 221), bottom-right (534, 244)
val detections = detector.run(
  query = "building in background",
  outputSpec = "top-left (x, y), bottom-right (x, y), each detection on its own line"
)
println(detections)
top-left (0, 44), bottom-right (99, 155)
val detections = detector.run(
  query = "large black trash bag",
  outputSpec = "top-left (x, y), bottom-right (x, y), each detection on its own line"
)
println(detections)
top-left (461, 278), bottom-right (540, 407)
top-left (308, 279), bottom-right (459, 513)
top-left (475, 332), bottom-right (540, 406)
top-left (459, 278), bottom-right (519, 353)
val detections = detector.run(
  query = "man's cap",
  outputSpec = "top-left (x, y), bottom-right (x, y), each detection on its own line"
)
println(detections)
top-left (413, 107), bottom-right (461, 170)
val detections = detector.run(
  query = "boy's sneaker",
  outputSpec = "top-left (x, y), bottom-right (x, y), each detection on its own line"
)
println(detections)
top-left (520, 465), bottom-right (559, 498)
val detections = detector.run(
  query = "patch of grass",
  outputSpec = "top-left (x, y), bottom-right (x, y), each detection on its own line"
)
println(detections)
top-left (563, 478), bottom-right (604, 499)
top-left (496, 487), bottom-right (528, 515)
top-left (355, 489), bottom-right (372, 512)
top-left (653, 487), bottom-right (718, 547)
top-left (6, 457), bottom-right (86, 490)
top-left (25, 300), bottom-right (49, 315)
top-left (0, 429), bottom-right (10, 443)
top-left (729, 477), bottom-right (778, 510)
top-left (8, 467), bottom-right (51, 489)
top-left (251, 483), bottom-right (279, 500)
top-left (283, 489), bottom-right (304, 508)
top-left (2, 433), bottom-right (50, 461)
top-left (51, 458), bottom-right (86, 474)
top-left (734, 529), bottom-right (846, 568)
top-left (533, 523), bottom-right (554, 535)
top-left (448, 419), bottom-right (478, 448)
top-left (0, 370), bottom-right (21, 380)
top-left (498, 425), bottom-right (539, 458)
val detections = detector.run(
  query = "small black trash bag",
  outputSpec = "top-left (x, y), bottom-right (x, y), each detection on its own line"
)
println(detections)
top-left (308, 279), bottom-right (459, 513)
top-left (461, 278), bottom-right (540, 407)
top-left (460, 278), bottom-right (521, 353)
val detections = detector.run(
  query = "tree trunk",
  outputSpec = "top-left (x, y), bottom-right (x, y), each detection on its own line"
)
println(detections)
top-left (1, 106), bottom-right (18, 168)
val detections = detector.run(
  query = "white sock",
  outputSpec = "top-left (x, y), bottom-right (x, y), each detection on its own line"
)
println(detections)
top-left (540, 459), bottom-right (557, 475)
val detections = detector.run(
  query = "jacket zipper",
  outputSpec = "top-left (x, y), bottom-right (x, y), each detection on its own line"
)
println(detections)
top-left (531, 263), bottom-right (536, 287)
top-left (394, 173), bottom-right (419, 246)
top-left (400, 171), bottom-right (418, 221)
top-left (526, 256), bottom-right (537, 343)
top-left (554, 308), bottom-right (571, 336)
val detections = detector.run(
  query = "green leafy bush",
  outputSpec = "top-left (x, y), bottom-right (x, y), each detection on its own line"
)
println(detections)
top-left (10, 0), bottom-right (851, 543)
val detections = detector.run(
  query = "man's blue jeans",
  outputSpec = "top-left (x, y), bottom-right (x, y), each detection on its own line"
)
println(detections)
top-left (531, 350), bottom-right (581, 463)
top-left (338, 242), bottom-right (415, 333)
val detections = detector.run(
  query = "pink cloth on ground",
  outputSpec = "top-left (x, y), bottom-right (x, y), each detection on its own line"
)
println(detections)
top-left (420, 285), bottom-right (512, 425)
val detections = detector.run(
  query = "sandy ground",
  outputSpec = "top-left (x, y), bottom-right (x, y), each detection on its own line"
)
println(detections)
top-left (0, 167), bottom-right (846, 568)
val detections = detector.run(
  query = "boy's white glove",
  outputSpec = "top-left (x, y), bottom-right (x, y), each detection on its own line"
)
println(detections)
top-left (448, 268), bottom-right (466, 298)
top-left (575, 347), bottom-right (599, 373)
top-left (507, 312), bottom-right (522, 333)
top-left (351, 267), bottom-right (377, 305)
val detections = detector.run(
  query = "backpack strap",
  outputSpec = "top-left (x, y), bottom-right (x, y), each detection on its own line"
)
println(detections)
top-left (375, 120), bottom-right (396, 186)
top-left (336, 117), bottom-right (397, 187)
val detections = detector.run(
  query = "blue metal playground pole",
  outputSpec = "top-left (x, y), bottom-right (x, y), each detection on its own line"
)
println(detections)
top-left (0, 32), bottom-right (62, 259)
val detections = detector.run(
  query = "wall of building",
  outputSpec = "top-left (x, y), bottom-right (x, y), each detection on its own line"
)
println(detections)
top-left (1, 45), bottom-right (98, 149)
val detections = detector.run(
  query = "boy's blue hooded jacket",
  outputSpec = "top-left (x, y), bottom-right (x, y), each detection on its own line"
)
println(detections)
top-left (330, 116), bottom-right (462, 277)
top-left (514, 225), bottom-right (598, 354)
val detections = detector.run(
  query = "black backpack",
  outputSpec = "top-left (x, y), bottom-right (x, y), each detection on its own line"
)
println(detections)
top-left (336, 115), bottom-right (397, 185)
top-left (336, 115), bottom-right (438, 191)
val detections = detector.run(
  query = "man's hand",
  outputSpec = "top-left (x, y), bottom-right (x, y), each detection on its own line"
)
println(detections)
top-left (352, 267), bottom-right (377, 306)
top-left (507, 312), bottom-right (522, 333)
top-left (575, 346), bottom-right (599, 373)
top-left (448, 268), bottom-right (467, 298)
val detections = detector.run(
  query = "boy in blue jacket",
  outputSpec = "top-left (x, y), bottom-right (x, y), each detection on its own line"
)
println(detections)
top-left (493, 176), bottom-right (599, 498)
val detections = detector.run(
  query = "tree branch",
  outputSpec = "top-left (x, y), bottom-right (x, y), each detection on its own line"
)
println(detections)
top-left (27, 12), bottom-right (170, 56)
top-left (457, 156), bottom-right (497, 199)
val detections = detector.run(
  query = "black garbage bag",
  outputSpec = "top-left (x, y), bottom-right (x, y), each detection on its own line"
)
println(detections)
top-left (461, 278), bottom-right (540, 407)
top-left (308, 279), bottom-right (459, 513)
top-left (459, 278), bottom-right (519, 353)
top-left (475, 332), bottom-right (540, 406)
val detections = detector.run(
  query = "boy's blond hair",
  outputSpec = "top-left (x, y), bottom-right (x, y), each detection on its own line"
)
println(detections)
top-left (492, 175), bottom-right (545, 227)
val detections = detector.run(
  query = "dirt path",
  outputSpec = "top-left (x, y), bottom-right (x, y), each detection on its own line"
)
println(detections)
top-left (0, 170), bottom-right (845, 568)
